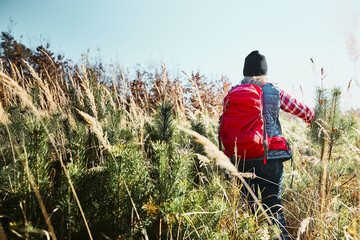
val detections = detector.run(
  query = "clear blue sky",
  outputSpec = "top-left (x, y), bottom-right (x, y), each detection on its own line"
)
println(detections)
top-left (1, 0), bottom-right (360, 109)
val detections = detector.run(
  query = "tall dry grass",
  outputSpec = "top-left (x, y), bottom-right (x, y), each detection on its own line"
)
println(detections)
top-left (0, 65), bottom-right (94, 240)
top-left (0, 53), bottom-right (359, 239)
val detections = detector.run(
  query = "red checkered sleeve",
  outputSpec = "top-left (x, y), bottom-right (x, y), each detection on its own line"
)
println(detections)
top-left (279, 89), bottom-right (315, 123)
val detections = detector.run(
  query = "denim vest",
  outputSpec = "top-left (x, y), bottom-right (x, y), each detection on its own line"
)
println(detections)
top-left (241, 77), bottom-right (292, 161)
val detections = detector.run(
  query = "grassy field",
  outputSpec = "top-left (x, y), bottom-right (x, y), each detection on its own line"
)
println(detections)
top-left (0, 57), bottom-right (359, 240)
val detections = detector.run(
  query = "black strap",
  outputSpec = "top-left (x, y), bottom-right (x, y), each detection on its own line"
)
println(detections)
top-left (260, 83), bottom-right (269, 163)
top-left (290, 147), bottom-right (294, 188)
top-left (262, 115), bottom-right (268, 163)
top-left (218, 115), bottom-right (223, 151)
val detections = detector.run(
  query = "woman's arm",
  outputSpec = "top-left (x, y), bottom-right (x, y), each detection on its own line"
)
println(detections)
top-left (279, 89), bottom-right (315, 123)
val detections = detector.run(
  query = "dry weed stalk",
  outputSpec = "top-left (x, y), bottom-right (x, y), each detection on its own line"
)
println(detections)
top-left (79, 65), bottom-right (98, 119)
top-left (154, 63), bottom-right (169, 103)
top-left (9, 61), bottom-right (20, 83)
top-left (173, 83), bottom-right (186, 119)
top-left (182, 71), bottom-right (204, 113)
top-left (125, 89), bottom-right (149, 147)
top-left (54, 81), bottom-right (68, 110)
top-left (76, 109), bottom-right (110, 150)
top-left (0, 72), bottom-right (39, 115)
top-left (39, 47), bottom-right (60, 82)
top-left (14, 64), bottom-right (25, 82)
top-left (118, 64), bottom-right (128, 107)
top-left (196, 153), bottom-right (211, 168)
top-left (110, 72), bottom-right (121, 107)
top-left (161, 64), bottom-right (169, 99)
top-left (0, 102), bottom-right (9, 124)
top-left (44, 67), bottom-right (67, 109)
top-left (296, 217), bottom-right (312, 240)
top-left (103, 87), bottom-right (116, 110)
top-left (68, 72), bottom-right (85, 106)
top-left (23, 60), bottom-right (58, 113)
top-left (314, 118), bottom-right (331, 226)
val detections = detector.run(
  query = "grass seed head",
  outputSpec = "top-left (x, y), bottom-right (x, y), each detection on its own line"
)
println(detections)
top-left (0, 102), bottom-right (9, 124)
top-left (76, 109), bottom-right (110, 149)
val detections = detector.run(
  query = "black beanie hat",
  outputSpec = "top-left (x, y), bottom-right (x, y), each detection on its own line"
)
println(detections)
top-left (243, 50), bottom-right (268, 76)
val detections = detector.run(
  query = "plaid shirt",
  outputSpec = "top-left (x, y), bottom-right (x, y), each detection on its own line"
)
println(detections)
top-left (279, 89), bottom-right (315, 123)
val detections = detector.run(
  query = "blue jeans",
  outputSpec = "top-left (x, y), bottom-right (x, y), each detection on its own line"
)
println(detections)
top-left (231, 157), bottom-right (288, 239)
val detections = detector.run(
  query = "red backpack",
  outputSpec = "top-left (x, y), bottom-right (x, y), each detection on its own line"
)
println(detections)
top-left (219, 83), bottom-right (289, 164)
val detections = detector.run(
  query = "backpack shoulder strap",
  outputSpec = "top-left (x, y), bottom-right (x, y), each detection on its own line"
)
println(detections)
top-left (259, 82), bottom-right (272, 88)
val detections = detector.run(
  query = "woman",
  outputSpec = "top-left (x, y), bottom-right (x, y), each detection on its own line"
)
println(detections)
top-left (231, 51), bottom-right (314, 239)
